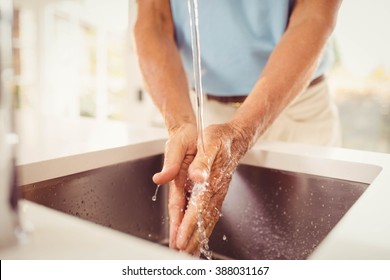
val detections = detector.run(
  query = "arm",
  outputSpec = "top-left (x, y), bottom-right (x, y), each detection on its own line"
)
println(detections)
top-left (134, 0), bottom-right (195, 133)
top-left (176, 0), bottom-right (343, 254)
top-left (134, 0), bottom-right (198, 249)
top-left (230, 0), bottom-right (342, 143)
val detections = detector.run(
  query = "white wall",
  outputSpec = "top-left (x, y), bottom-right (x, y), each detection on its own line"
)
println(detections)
top-left (334, 0), bottom-right (390, 75)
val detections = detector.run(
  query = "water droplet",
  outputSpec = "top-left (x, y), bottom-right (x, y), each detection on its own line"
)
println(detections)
top-left (152, 185), bottom-right (160, 202)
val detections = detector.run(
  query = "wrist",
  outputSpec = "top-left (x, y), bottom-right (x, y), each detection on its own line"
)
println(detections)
top-left (166, 115), bottom-right (196, 136)
top-left (228, 113), bottom-right (263, 150)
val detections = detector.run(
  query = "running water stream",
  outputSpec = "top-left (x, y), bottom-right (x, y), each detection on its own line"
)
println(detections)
top-left (187, 0), bottom-right (212, 259)
top-left (188, 0), bottom-right (205, 152)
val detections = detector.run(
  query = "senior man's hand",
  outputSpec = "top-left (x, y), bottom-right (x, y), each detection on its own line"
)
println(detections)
top-left (153, 121), bottom-right (251, 256)
top-left (152, 122), bottom-right (198, 249)
top-left (175, 122), bottom-right (250, 256)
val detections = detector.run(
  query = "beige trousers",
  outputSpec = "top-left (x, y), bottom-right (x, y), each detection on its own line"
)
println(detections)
top-left (195, 80), bottom-right (342, 147)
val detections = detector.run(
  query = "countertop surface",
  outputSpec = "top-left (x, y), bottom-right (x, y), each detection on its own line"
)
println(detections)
top-left (0, 200), bottom-right (192, 259)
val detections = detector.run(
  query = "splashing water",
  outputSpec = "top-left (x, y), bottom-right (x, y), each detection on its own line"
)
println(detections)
top-left (191, 182), bottom-right (212, 259)
top-left (188, 0), bottom-right (205, 152)
top-left (197, 215), bottom-right (212, 259)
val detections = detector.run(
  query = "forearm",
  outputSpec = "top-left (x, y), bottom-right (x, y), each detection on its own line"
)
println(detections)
top-left (230, 0), bottom-right (341, 145)
top-left (134, 6), bottom-right (195, 133)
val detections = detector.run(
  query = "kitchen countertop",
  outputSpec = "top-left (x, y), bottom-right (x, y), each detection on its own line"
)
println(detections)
top-left (0, 200), bottom-right (192, 259)
top-left (1, 121), bottom-right (390, 259)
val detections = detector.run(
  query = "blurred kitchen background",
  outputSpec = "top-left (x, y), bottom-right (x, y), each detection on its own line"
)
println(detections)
top-left (9, 0), bottom-right (390, 163)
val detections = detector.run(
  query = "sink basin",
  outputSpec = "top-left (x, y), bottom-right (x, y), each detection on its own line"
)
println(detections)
top-left (18, 143), bottom-right (374, 260)
top-left (209, 164), bottom-right (367, 259)
top-left (20, 154), bottom-right (169, 246)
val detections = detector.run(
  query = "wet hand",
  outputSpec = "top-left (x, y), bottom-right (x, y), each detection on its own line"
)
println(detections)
top-left (174, 122), bottom-right (250, 256)
top-left (151, 122), bottom-right (197, 249)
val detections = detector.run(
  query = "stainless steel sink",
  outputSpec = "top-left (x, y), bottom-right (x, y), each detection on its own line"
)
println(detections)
top-left (18, 151), bottom-right (369, 260)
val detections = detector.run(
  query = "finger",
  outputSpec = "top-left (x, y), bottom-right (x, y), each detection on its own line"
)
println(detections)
top-left (181, 220), bottom-right (204, 254)
top-left (193, 248), bottom-right (201, 258)
top-left (188, 143), bottom-right (219, 183)
top-left (181, 210), bottom-right (217, 256)
top-left (152, 164), bottom-right (180, 185)
top-left (182, 226), bottom-right (211, 256)
top-left (176, 185), bottom-right (213, 250)
top-left (181, 176), bottom-right (230, 256)
top-left (168, 180), bottom-right (186, 249)
top-left (153, 138), bottom-right (191, 185)
top-left (175, 194), bottom-right (198, 250)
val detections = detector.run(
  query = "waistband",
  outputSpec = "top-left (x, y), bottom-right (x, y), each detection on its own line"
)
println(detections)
top-left (206, 74), bottom-right (325, 107)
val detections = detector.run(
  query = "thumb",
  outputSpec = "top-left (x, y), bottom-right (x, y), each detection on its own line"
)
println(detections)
top-left (188, 143), bottom-right (218, 183)
top-left (152, 138), bottom-right (187, 185)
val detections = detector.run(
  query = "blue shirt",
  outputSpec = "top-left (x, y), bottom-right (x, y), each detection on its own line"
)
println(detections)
top-left (170, 0), bottom-right (331, 95)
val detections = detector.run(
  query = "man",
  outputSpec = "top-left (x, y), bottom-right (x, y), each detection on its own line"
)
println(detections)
top-left (134, 0), bottom-right (342, 256)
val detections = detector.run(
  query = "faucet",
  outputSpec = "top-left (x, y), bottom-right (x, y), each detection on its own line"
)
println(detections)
top-left (0, 0), bottom-right (19, 249)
